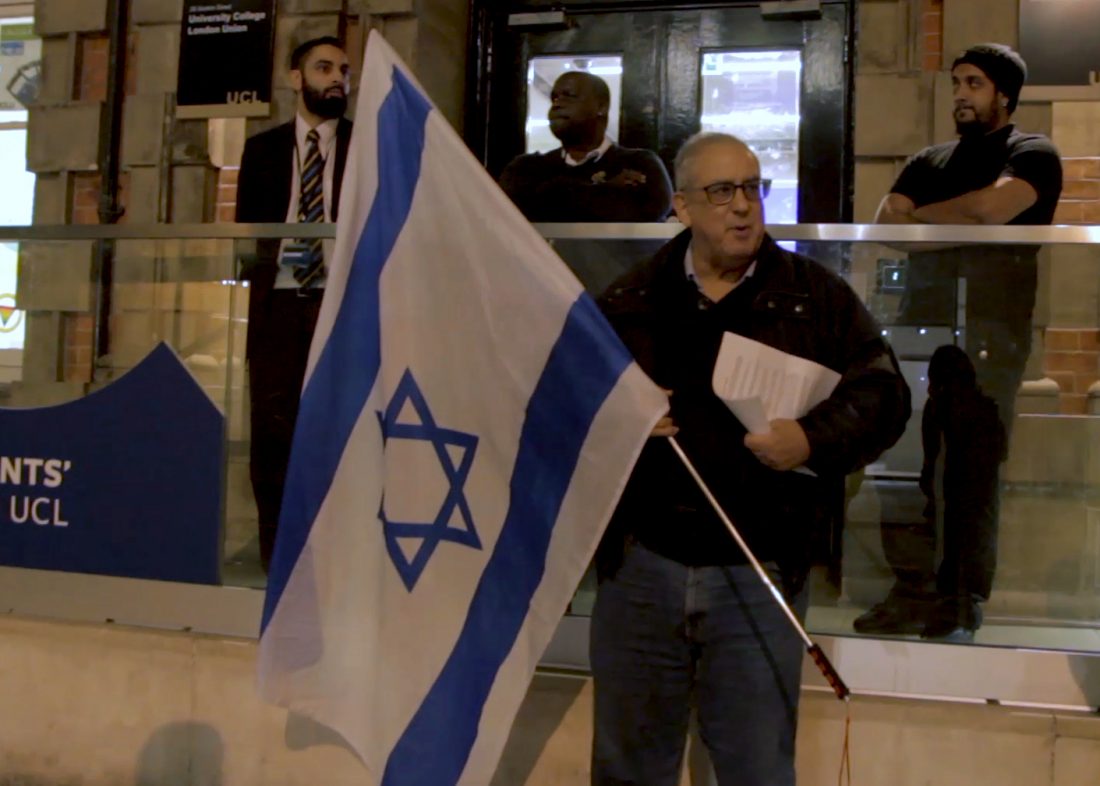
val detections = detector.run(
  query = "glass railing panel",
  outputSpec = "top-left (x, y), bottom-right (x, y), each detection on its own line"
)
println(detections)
top-left (3, 223), bottom-right (1100, 658)
top-left (0, 228), bottom-right (258, 587)
top-left (538, 224), bottom-right (1100, 655)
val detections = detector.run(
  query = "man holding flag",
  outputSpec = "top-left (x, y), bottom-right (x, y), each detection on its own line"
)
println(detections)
top-left (257, 31), bottom-right (668, 786)
top-left (592, 132), bottom-right (911, 785)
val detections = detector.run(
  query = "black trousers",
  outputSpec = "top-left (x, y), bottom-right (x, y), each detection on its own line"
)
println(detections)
top-left (247, 289), bottom-right (322, 570)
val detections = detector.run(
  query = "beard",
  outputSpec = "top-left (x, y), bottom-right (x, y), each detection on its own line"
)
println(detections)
top-left (302, 82), bottom-right (347, 120)
top-left (954, 103), bottom-right (998, 137)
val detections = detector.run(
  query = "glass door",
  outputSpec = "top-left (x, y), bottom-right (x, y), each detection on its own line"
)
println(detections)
top-left (472, 1), bottom-right (853, 222)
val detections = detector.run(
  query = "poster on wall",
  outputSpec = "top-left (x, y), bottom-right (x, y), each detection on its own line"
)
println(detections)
top-left (1018, 0), bottom-right (1100, 100)
top-left (0, 20), bottom-right (40, 111)
top-left (176, 0), bottom-right (275, 118)
top-left (0, 344), bottom-right (224, 584)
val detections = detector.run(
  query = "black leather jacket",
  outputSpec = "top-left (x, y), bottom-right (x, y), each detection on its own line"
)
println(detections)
top-left (596, 230), bottom-right (911, 579)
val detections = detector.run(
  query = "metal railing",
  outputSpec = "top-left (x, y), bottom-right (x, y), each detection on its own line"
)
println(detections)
top-left (0, 222), bottom-right (1098, 243)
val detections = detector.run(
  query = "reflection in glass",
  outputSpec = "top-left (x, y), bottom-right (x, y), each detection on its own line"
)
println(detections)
top-left (526, 55), bottom-right (623, 154)
top-left (699, 50), bottom-right (801, 224)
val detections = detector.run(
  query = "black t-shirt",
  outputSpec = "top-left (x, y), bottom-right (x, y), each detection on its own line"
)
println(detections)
top-left (890, 124), bottom-right (1062, 225)
top-left (891, 126), bottom-right (1062, 330)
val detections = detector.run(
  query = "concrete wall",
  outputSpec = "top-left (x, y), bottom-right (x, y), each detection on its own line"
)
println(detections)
top-left (0, 614), bottom-right (1098, 785)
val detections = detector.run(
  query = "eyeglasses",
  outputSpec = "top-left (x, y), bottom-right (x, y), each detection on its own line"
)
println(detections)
top-left (687, 179), bottom-right (773, 205)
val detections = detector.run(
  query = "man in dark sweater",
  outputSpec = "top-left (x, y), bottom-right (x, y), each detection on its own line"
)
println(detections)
top-left (590, 132), bottom-right (910, 786)
top-left (499, 71), bottom-right (672, 222)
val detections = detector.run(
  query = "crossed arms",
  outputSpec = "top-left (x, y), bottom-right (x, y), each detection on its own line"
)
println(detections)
top-left (875, 176), bottom-right (1039, 226)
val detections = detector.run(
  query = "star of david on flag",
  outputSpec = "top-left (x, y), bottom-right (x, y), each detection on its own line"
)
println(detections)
top-left (257, 30), bottom-right (668, 786)
top-left (378, 369), bottom-right (481, 590)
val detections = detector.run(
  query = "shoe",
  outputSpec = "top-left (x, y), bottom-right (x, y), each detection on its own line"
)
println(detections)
top-left (920, 621), bottom-right (975, 642)
top-left (920, 597), bottom-right (981, 642)
top-left (852, 599), bottom-right (926, 635)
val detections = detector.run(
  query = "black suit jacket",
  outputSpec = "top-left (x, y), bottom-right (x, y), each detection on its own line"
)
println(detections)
top-left (235, 116), bottom-right (353, 356)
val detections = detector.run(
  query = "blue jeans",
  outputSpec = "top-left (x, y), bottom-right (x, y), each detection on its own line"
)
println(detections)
top-left (590, 542), bottom-right (807, 786)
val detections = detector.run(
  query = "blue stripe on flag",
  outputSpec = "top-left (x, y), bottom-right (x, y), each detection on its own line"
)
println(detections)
top-left (381, 294), bottom-right (634, 785)
top-left (261, 67), bottom-right (432, 633)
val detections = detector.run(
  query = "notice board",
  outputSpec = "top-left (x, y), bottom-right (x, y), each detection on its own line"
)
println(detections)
top-left (177, 0), bottom-right (276, 118)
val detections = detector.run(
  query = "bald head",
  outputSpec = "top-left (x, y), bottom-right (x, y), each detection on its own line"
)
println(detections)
top-left (548, 72), bottom-right (611, 149)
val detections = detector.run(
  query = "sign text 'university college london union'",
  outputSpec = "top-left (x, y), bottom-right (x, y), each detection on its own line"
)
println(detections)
top-left (176, 0), bottom-right (275, 118)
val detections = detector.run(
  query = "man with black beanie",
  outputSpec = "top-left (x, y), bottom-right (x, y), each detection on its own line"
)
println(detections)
top-left (861, 43), bottom-right (1062, 641)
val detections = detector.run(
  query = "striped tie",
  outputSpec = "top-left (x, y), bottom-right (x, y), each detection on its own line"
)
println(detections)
top-left (295, 128), bottom-right (325, 288)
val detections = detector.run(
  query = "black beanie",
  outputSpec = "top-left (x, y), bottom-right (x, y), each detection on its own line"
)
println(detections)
top-left (951, 43), bottom-right (1028, 113)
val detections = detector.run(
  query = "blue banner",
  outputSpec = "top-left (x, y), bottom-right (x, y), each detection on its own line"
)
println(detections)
top-left (0, 343), bottom-right (223, 584)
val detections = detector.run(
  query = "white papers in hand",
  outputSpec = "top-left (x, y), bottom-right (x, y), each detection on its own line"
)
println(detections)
top-left (712, 332), bottom-right (841, 433)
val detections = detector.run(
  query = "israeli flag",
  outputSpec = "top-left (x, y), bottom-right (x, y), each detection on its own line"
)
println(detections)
top-left (257, 31), bottom-right (668, 785)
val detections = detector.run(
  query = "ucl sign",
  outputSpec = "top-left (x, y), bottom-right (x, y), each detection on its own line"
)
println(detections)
top-left (176, 0), bottom-right (276, 118)
top-left (0, 344), bottom-right (223, 584)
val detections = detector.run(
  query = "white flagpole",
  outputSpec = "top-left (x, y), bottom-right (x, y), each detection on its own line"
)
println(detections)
top-left (666, 435), bottom-right (850, 701)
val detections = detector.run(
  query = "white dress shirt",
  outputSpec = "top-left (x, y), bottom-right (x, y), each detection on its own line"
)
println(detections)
top-left (684, 246), bottom-right (756, 300)
top-left (563, 136), bottom-right (613, 167)
top-left (275, 114), bottom-right (340, 289)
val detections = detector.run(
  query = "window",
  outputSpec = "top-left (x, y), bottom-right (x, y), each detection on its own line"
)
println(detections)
top-left (700, 50), bottom-right (801, 224)
top-left (0, 15), bottom-right (37, 366)
top-left (525, 55), bottom-right (623, 154)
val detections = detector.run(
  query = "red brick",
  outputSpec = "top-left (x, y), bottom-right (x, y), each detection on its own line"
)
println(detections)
top-left (1062, 180), bottom-right (1100, 200)
top-left (69, 173), bottom-right (129, 225)
top-left (1045, 329), bottom-right (1081, 351)
top-left (1080, 201), bottom-right (1100, 223)
top-left (71, 319), bottom-right (94, 339)
top-left (218, 167), bottom-right (239, 186)
top-left (1078, 330), bottom-right (1100, 352)
top-left (1061, 395), bottom-right (1089, 415)
top-left (63, 311), bottom-right (95, 384)
top-left (1054, 201), bottom-right (1084, 224)
top-left (216, 204), bottom-right (236, 223)
top-left (922, 53), bottom-right (942, 72)
top-left (1045, 351), bottom-right (1099, 374)
top-left (78, 35), bottom-right (109, 102)
top-left (1073, 373), bottom-right (1099, 395)
top-left (77, 33), bottom-right (138, 101)
top-left (1063, 158), bottom-right (1100, 180)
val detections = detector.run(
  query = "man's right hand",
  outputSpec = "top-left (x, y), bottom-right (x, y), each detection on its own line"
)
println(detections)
top-left (651, 416), bottom-right (679, 437)
top-left (651, 388), bottom-right (677, 437)
top-left (607, 169), bottom-right (648, 187)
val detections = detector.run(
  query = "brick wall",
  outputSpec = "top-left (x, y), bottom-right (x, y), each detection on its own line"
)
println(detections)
top-left (63, 31), bottom-right (139, 383)
top-left (64, 314), bottom-right (94, 383)
top-left (1054, 157), bottom-right (1100, 225)
top-left (1045, 158), bottom-right (1100, 413)
top-left (71, 172), bottom-right (132, 225)
top-left (215, 167), bottom-right (239, 224)
top-left (920, 0), bottom-right (943, 72)
top-left (76, 32), bottom-right (138, 103)
top-left (1043, 329), bottom-right (1100, 415)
